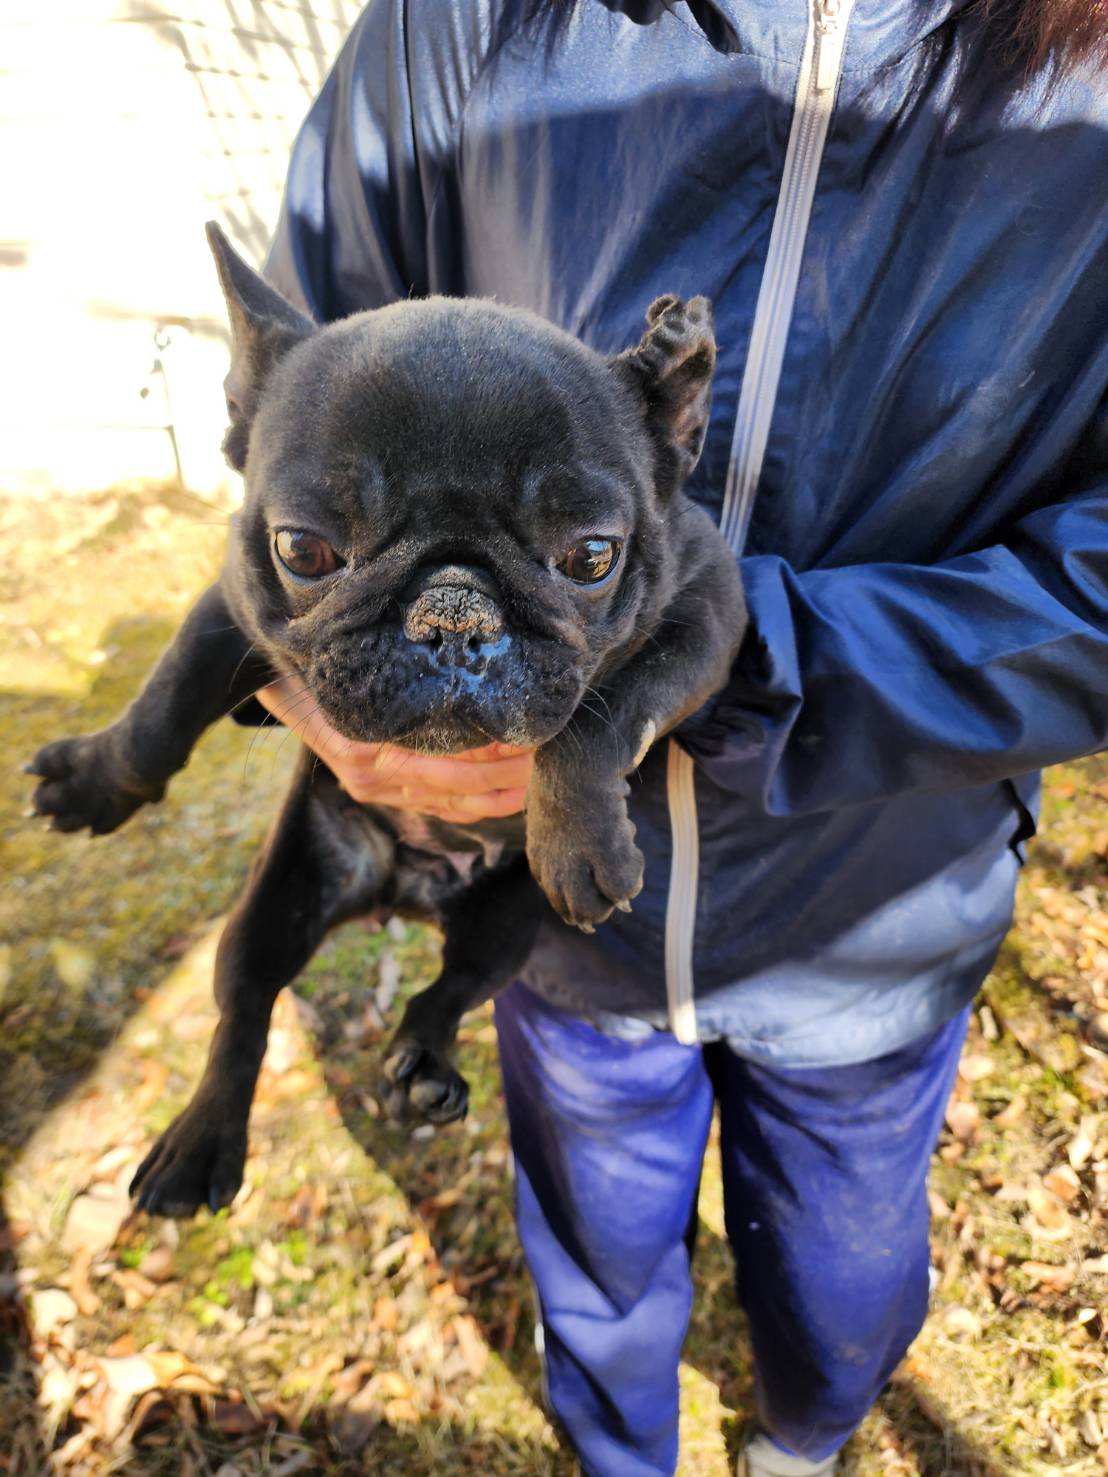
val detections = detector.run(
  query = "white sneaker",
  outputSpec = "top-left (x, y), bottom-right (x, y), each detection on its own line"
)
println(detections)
top-left (737, 1431), bottom-right (840, 1477)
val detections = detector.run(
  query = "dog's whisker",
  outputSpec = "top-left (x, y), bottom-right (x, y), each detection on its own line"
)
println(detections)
top-left (226, 640), bottom-right (261, 699)
top-left (239, 687), bottom-right (313, 784)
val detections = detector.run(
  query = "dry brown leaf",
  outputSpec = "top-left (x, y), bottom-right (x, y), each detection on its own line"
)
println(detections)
top-left (927, 1190), bottom-right (951, 1220)
top-left (993, 1096), bottom-right (1026, 1129)
top-left (1077, 1410), bottom-right (1103, 1447)
top-left (383, 1397), bottom-right (419, 1425)
top-left (127, 1391), bottom-right (175, 1442)
top-left (408, 1227), bottom-right (432, 1263)
top-left (376, 1370), bottom-right (414, 1400)
top-left (132, 1059), bottom-right (170, 1114)
top-left (1043, 1164), bottom-right (1082, 1203)
top-left (90, 1146), bottom-right (137, 1182)
top-left (111, 1268), bottom-right (157, 1309)
top-left (95, 1353), bottom-right (160, 1436)
top-left (168, 1373), bottom-right (224, 1395)
top-left (1027, 1184), bottom-right (1071, 1232)
top-left (142, 1350), bottom-right (204, 1387)
top-left (67, 1246), bottom-right (100, 1316)
top-left (945, 1100), bottom-right (980, 1142)
top-left (371, 1235), bottom-right (411, 1274)
top-left (331, 1358), bottom-right (376, 1404)
top-left (450, 1314), bottom-right (489, 1377)
top-left (106, 1333), bottom-right (137, 1358)
top-left (419, 1188), bottom-right (463, 1217)
top-left (958, 1053), bottom-right (995, 1083)
top-left (138, 1245), bottom-right (175, 1283)
top-left (39, 1358), bottom-right (81, 1422)
top-left (372, 1295), bottom-right (398, 1333)
top-left (30, 1288), bottom-right (78, 1337)
top-left (943, 1306), bottom-right (982, 1339)
top-left (1021, 1261), bottom-right (1075, 1292)
top-left (1069, 1115), bottom-right (1101, 1170)
top-left (61, 1182), bottom-right (132, 1258)
top-left (47, 1429), bottom-right (92, 1467)
top-left (285, 1182), bottom-right (328, 1229)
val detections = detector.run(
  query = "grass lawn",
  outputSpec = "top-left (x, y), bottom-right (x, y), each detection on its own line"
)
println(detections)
top-left (1, 484), bottom-right (1107, 1475)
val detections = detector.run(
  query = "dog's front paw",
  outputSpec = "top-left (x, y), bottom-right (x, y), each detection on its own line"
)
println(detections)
top-left (382, 1036), bottom-right (469, 1125)
top-left (26, 733), bottom-right (163, 835)
top-left (527, 801), bottom-right (645, 931)
top-left (129, 1100), bottom-right (247, 1218)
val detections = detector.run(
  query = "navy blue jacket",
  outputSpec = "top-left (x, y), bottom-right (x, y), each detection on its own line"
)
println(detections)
top-left (264, 0), bottom-right (1108, 1066)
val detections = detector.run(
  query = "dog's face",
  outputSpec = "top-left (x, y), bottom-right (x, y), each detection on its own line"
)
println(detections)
top-left (209, 225), bottom-right (715, 752)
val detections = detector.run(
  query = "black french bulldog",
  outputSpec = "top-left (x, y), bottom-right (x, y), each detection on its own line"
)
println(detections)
top-left (26, 225), bottom-right (744, 1217)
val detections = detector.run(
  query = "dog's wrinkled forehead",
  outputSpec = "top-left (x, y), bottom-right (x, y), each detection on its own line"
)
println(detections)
top-left (251, 300), bottom-right (644, 528)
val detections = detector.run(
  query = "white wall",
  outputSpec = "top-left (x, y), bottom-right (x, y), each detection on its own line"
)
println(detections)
top-left (1, 0), bottom-right (362, 500)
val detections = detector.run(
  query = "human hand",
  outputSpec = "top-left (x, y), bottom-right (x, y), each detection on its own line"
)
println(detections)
top-left (254, 676), bottom-right (533, 822)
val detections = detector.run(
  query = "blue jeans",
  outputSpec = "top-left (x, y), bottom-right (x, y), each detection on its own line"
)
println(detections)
top-left (495, 983), bottom-right (970, 1477)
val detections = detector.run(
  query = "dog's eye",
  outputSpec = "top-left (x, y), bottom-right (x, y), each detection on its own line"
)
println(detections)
top-left (274, 530), bottom-right (342, 579)
top-left (558, 538), bottom-right (621, 585)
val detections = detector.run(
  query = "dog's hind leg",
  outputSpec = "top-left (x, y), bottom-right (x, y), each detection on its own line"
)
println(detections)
top-left (382, 857), bottom-right (542, 1125)
top-left (130, 753), bottom-right (390, 1217)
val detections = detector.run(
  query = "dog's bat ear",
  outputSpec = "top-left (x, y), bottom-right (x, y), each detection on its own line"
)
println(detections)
top-left (612, 295), bottom-right (716, 495)
top-left (206, 221), bottom-right (316, 472)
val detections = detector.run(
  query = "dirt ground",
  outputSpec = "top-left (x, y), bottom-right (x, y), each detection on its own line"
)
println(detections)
top-left (1, 483), bottom-right (1107, 1476)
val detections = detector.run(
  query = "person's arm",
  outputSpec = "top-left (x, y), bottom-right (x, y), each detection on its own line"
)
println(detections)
top-left (683, 463), bottom-right (1108, 815)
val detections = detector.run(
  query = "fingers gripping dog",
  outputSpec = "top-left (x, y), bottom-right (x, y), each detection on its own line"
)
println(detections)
top-left (27, 225), bottom-right (745, 1218)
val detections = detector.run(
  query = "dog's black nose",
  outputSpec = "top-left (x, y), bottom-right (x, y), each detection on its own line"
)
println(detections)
top-left (403, 567), bottom-right (504, 667)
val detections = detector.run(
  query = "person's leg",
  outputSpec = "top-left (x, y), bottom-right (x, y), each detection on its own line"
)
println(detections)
top-left (496, 983), bottom-right (714, 1477)
top-left (709, 1007), bottom-right (970, 1467)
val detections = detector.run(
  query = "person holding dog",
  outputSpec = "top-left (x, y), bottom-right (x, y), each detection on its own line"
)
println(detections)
top-left (251, 2), bottom-right (1108, 1473)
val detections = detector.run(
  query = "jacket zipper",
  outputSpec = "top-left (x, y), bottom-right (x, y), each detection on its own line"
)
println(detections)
top-left (663, 0), bottom-right (854, 1045)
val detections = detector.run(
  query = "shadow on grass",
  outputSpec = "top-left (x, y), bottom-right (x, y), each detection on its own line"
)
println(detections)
top-left (877, 1378), bottom-right (1006, 1477)
top-left (0, 620), bottom-right (291, 1472)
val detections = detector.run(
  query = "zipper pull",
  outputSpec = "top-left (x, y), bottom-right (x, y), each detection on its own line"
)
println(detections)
top-left (815, 0), bottom-right (841, 94)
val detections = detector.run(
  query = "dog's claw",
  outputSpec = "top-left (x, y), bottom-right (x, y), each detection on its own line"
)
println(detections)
top-left (578, 922), bottom-right (596, 934)
top-left (615, 899), bottom-right (633, 913)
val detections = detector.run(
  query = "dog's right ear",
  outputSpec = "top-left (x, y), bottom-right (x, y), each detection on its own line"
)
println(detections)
top-left (206, 221), bottom-right (315, 472)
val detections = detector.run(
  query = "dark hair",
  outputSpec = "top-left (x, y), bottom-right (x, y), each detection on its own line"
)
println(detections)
top-left (503, 0), bottom-right (1107, 77)
top-left (980, 0), bottom-right (1108, 75)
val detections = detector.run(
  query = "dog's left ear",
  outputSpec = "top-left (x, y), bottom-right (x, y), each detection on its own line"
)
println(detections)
top-left (206, 221), bottom-right (316, 472)
top-left (612, 295), bottom-right (716, 497)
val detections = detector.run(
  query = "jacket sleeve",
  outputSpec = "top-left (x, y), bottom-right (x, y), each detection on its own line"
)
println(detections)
top-left (683, 461), bottom-right (1108, 815)
top-left (263, 0), bottom-right (452, 319)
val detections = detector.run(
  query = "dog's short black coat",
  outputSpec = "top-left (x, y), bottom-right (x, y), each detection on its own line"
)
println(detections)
top-left (27, 225), bottom-right (745, 1218)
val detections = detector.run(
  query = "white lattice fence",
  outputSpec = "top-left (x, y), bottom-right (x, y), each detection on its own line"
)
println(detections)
top-left (1, 0), bottom-right (362, 498)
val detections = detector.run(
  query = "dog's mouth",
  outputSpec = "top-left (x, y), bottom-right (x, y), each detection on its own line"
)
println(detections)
top-left (303, 628), bottom-right (583, 756)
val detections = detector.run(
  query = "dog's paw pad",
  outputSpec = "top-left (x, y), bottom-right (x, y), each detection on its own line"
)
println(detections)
top-left (26, 734), bottom-right (157, 836)
top-left (129, 1106), bottom-right (246, 1219)
top-left (383, 1040), bottom-right (468, 1126)
top-left (531, 826), bottom-right (645, 931)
